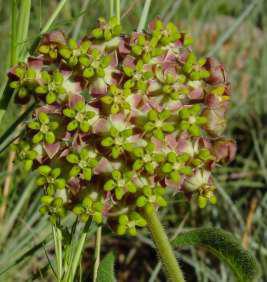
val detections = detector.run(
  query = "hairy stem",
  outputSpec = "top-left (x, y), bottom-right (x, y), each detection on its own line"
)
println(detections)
top-left (93, 227), bottom-right (102, 282)
top-left (143, 208), bottom-right (185, 282)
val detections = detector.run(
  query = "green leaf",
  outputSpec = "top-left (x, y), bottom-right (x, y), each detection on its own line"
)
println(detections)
top-left (96, 252), bottom-right (116, 282)
top-left (172, 228), bottom-right (260, 282)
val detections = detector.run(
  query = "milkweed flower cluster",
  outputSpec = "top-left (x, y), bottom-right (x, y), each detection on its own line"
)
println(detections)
top-left (9, 17), bottom-right (236, 235)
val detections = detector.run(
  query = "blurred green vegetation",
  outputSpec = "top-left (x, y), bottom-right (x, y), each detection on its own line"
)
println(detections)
top-left (0, 0), bottom-right (266, 281)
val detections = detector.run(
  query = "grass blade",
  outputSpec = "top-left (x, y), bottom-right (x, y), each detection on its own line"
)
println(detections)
top-left (207, 0), bottom-right (259, 56)
top-left (137, 0), bottom-right (152, 32)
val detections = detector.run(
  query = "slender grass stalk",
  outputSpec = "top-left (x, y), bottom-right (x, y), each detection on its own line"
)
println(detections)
top-left (41, 0), bottom-right (69, 34)
top-left (207, 0), bottom-right (259, 56)
top-left (143, 208), bottom-right (185, 282)
top-left (52, 226), bottom-right (63, 281)
top-left (93, 227), bottom-right (102, 282)
top-left (0, 177), bottom-right (35, 244)
top-left (17, 0), bottom-right (31, 59)
top-left (110, 0), bottom-right (114, 18)
top-left (68, 232), bottom-right (87, 281)
top-left (0, 150), bottom-right (16, 219)
top-left (10, 0), bottom-right (18, 65)
top-left (115, 0), bottom-right (120, 24)
top-left (137, 0), bottom-right (152, 32)
top-left (72, 0), bottom-right (91, 40)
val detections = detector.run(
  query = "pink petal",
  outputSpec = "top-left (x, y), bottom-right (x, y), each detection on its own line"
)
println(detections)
top-left (94, 158), bottom-right (113, 174)
top-left (68, 94), bottom-right (84, 108)
top-left (43, 31), bottom-right (66, 45)
top-left (90, 78), bottom-right (107, 97)
top-left (43, 142), bottom-right (60, 159)
top-left (92, 118), bottom-right (108, 134)
top-left (28, 56), bottom-right (44, 70)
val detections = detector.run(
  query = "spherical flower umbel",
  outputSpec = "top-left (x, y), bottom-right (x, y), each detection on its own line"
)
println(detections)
top-left (10, 17), bottom-right (236, 235)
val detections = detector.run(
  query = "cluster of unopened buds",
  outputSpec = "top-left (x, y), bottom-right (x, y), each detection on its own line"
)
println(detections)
top-left (9, 17), bottom-right (236, 236)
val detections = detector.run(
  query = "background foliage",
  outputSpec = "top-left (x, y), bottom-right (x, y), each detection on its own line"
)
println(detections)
top-left (0, 0), bottom-right (266, 281)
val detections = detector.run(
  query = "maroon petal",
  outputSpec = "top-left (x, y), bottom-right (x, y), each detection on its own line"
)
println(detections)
top-left (212, 138), bottom-right (237, 163)
top-left (68, 94), bottom-right (84, 108)
top-left (43, 31), bottom-right (66, 45)
top-left (94, 158), bottom-right (113, 174)
top-left (92, 118), bottom-right (108, 134)
top-left (204, 57), bottom-right (229, 85)
top-left (28, 56), bottom-right (44, 70)
top-left (90, 78), bottom-right (107, 97)
top-left (43, 142), bottom-right (60, 159)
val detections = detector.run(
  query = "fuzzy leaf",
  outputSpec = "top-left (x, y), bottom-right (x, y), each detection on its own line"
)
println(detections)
top-left (172, 228), bottom-right (260, 282)
top-left (96, 252), bottom-right (116, 282)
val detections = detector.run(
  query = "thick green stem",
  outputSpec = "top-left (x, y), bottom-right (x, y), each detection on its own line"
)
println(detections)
top-left (143, 208), bottom-right (185, 282)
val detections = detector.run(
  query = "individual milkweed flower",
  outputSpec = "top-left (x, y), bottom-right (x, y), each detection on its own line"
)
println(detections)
top-left (63, 98), bottom-right (99, 133)
top-left (91, 17), bottom-right (121, 41)
top-left (183, 169), bottom-right (216, 208)
top-left (132, 142), bottom-right (164, 174)
top-left (183, 53), bottom-right (210, 80)
top-left (39, 196), bottom-right (66, 224)
top-left (36, 166), bottom-right (66, 195)
top-left (212, 138), bottom-right (236, 164)
top-left (82, 48), bottom-right (111, 79)
top-left (117, 212), bottom-right (147, 236)
top-left (136, 185), bottom-right (167, 214)
top-left (101, 126), bottom-right (134, 158)
top-left (101, 84), bottom-right (131, 114)
top-left (104, 170), bottom-right (136, 200)
top-left (178, 104), bottom-right (207, 137)
top-left (176, 136), bottom-right (214, 167)
top-left (15, 141), bottom-right (38, 171)
top-left (66, 147), bottom-right (98, 180)
top-left (73, 194), bottom-right (104, 224)
top-left (9, 63), bottom-right (38, 102)
top-left (122, 57), bottom-right (153, 91)
top-left (59, 39), bottom-right (91, 67)
top-left (28, 111), bottom-right (59, 144)
top-left (144, 109), bottom-right (175, 140)
top-left (37, 31), bottom-right (67, 60)
top-left (148, 20), bottom-right (181, 47)
top-left (35, 70), bottom-right (66, 104)
top-left (202, 107), bottom-right (226, 137)
top-left (161, 151), bottom-right (192, 182)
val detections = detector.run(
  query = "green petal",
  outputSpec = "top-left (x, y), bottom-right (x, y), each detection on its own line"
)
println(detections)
top-left (104, 179), bottom-right (115, 191)
top-left (46, 92), bottom-right (57, 104)
top-left (82, 168), bottom-right (92, 181)
top-left (67, 120), bottom-right (78, 131)
top-left (51, 168), bottom-right (61, 178)
top-left (55, 178), bottom-right (66, 189)
top-left (80, 121), bottom-right (90, 133)
top-left (136, 196), bottom-right (147, 207)
top-left (66, 153), bottom-right (79, 164)
top-left (45, 131), bottom-right (56, 144)
top-left (28, 121), bottom-right (40, 130)
top-left (32, 132), bottom-right (43, 144)
top-left (153, 128), bottom-right (164, 140)
top-left (63, 108), bottom-right (76, 118)
top-left (133, 159), bottom-right (143, 170)
top-left (101, 137), bottom-right (113, 147)
top-left (115, 187), bottom-right (124, 200)
top-left (38, 165), bottom-right (51, 176)
top-left (170, 171), bottom-right (181, 182)
top-left (111, 146), bottom-right (121, 158)
top-left (69, 166), bottom-right (80, 177)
